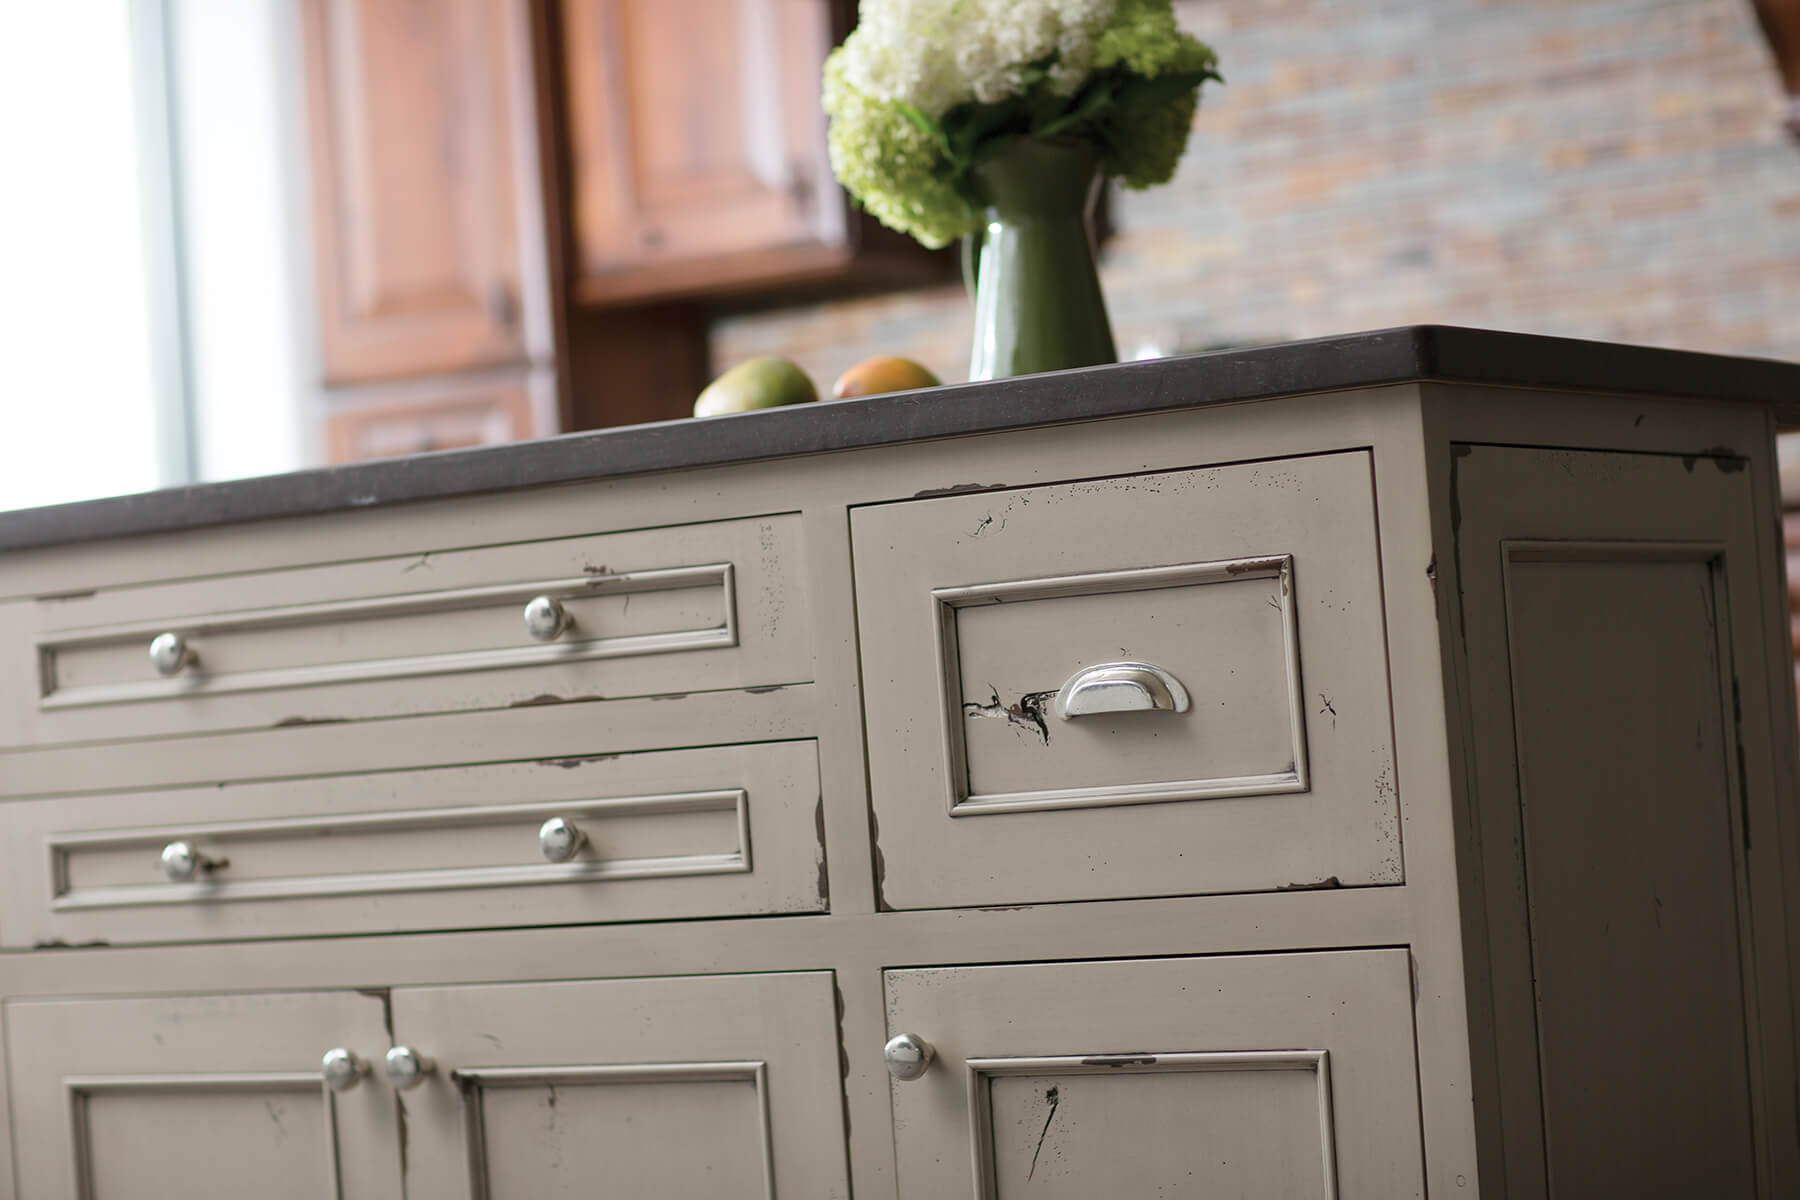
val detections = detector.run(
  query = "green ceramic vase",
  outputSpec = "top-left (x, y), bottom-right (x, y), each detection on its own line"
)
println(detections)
top-left (962, 136), bottom-right (1118, 381)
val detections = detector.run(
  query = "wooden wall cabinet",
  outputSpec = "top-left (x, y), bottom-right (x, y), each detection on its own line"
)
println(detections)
top-left (299, 0), bottom-right (946, 460)
top-left (560, 0), bottom-right (849, 305)
top-left (301, 0), bottom-right (531, 385)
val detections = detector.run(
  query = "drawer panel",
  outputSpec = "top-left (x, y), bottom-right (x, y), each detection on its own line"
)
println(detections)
top-left (853, 453), bottom-right (1399, 908)
top-left (2, 513), bottom-right (808, 748)
top-left (884, 950), bottom-right (1424, 1198)
top-left (0, 740), bottom-right (824, 945)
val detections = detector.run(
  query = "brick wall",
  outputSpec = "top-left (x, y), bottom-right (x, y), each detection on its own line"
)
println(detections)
top-left (711, 0), bottom-right (1800, 388)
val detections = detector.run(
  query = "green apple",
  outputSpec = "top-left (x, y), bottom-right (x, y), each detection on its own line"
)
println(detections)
top-left (693, 357), bottom-right (818, 417)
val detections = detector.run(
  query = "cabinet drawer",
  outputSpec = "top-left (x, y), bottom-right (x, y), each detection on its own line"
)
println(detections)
top-left (3, 513), bottom-right (808, 748)
top-left (884, 950), bottom-right (1423, 1198)
top-left (853, 453), bottom-right (1399, 908)
top-left (0, 741), bottom-right (824, 945)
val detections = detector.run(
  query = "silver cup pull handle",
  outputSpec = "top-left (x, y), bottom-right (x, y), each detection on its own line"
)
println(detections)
top-left (1053, 661), bottom-right (1190, 720)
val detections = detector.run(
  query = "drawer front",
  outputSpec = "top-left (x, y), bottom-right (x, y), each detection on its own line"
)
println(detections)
top-left (853, 453), bottom-right (1399, 908)
top-left (884, 950), bottom-right (1424, 1198)
top-left (0, 741), bottom-right (824, 945)
top-left (3, 513), bottom-right (808, 747)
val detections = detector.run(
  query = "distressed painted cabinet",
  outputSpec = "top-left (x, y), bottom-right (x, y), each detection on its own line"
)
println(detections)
top-left (0, 328), bottom-right (1796, 1197)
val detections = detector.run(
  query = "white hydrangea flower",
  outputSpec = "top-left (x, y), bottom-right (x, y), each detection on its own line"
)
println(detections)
top-left (843, 0), bottom-right (1116, 116)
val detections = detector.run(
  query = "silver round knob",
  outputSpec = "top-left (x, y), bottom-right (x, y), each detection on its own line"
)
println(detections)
top-left (321, 1048), bottom-right (368, 1092)
top-left (159, 840), bottom-right (217, 882)
top-left (148, 632), bottom-right (191, 676)
top-left (384, 1045), bottom-right (435, 1091)
top-left (883, 1032), bottom-right (934, 1081)
top-left (523, 595), bottom-right (569, 642)
top-left (538, 816), bottom-right (587, 863)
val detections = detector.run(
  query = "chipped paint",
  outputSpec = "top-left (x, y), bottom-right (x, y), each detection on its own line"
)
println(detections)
top-left (509, 693), bottom-right (603, 708)
top-left (914, 482), bottom-right (1007, 499)
top-left (1080, 1054), bottom-right (1157, 1067)
top-left (1277, 875), bottom-right (1343, 891)
top-left (537, 753), bottom-right (620, 769)
top-left (1679, 446), bottom-right (1745, 473)
top-left (964, 686), bottom-right (1056, 745)
top-left (814, 795), bottom-right (830, 907)
top-left (1028, 1084), bottom-right (1061, 1180)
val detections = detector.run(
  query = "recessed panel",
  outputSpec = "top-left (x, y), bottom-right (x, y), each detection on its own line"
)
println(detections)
top-left (477, 1075), bottom-right (770, 1199)
top-left (1505, 548), bottom-right (1756, 1195)
top-left (82, 1088), bottom-right (330, 1200)
top-left (949, 558), bottom-right (1304, 811)
top-left (984, 1060), bottom-right (1332, 1198)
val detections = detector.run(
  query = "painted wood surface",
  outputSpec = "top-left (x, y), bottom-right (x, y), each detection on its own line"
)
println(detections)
top-left (0, 375), bottom-right (1792, 1198)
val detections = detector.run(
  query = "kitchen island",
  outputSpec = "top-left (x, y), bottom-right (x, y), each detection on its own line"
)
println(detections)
top-left (1, 326), bottom-right (1796, 1197)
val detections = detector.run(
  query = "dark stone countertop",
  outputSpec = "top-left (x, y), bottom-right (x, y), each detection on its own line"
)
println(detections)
top-left (4, 325), bottom-right (1796, 553)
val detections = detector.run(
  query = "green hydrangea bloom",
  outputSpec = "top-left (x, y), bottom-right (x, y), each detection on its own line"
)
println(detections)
top-left (823, 0), bottom-right (1219, 246)
top-left (823, 48), bottom-right (978, 248)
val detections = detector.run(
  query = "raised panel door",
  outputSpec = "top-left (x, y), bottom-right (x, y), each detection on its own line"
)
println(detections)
top-left (561, 0), bottom-right (847, 303)
top-left (301, 0), bottom-right (527, 382)
top-left (6, 990), bottom-right (400, 1198)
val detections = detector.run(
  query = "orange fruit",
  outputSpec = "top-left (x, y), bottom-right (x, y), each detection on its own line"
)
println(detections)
top-left (831, 356), bottom-right (941, 400)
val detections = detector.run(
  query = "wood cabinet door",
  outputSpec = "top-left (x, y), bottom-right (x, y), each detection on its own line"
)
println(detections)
top-left (301, 0), bottom-right (527, 383)
top-left (885, 951), bottom-right (1425, 1198)
top-left (392, 972), bottom-right (849, 1198)
top-left (6, 990), bottom-right (401, 1198)
top-left (324, 371), bottom-right (544, 462)
top-left (560, 0), bottom-right (847, 303)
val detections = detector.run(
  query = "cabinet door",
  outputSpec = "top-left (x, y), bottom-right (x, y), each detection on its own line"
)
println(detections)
top-left (393, 972), bottom-right (848, 1198)
top-left (1453, 446), bottom-right (1795, 1196)
top-left (560, 0), bottom-right (847, 304)
top-left (301, 0), bottom-right (527, 383)
top-left (885, 951), bottom-right (1424, 1198)
top-left (6, 990), bottom-right (400, 1198)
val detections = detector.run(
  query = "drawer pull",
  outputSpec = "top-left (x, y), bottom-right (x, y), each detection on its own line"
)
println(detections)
top-left (158, 840), bottom-right (223, 882)
top-left (384, 1045), bottom-right (435, 1090)
top-left (148, 632), bottom-right (193, 676)
top-left (321, 1047), bottom-right (369, 1092)
top-left (883, 1032), bottom-right (934, 1081)
top-left (522, 595), bottom-right (570, 642)
top-left (1053, 661), bottom-right (1191, 720)
top-left (537, 816), bottom-right (588, 863)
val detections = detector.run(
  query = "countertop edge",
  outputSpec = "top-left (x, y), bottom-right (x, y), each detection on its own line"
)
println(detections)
top-left (6, 325), bottom-right (1797, 553)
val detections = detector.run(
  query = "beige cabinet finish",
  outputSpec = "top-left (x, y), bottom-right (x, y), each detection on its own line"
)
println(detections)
top-left (853, 451), bottom-right (1399, 909)
top-left (0, 347), bottom-right (1795, 1198)
top-left (3, 513), bottom-right (808, 748)
top-left (885, 951), bottom-right (1423, 1197)
top-left (7, 990), bottom-right (402, 1198)
top-left (0, 741), bottom-right (824, 946)
top-left (394, 971), bottom-right (848, 1198)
